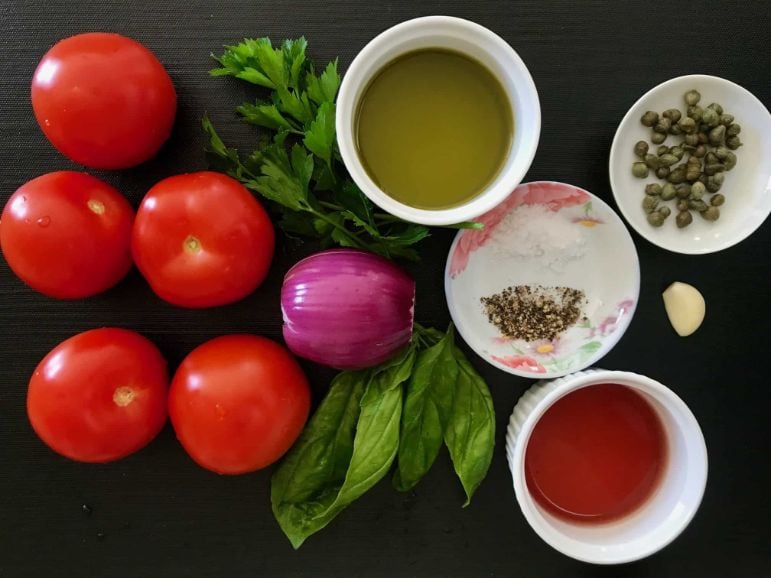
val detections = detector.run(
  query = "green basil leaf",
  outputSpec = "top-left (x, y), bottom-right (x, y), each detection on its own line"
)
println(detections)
top-left (271, 348), bottom-right (414, 548)
top-left (394, 327), bottom-right (458, 491)
top-left (444, 350), bottom-right (495, 506)
top-left (271, 369), bottom-right (369, 548)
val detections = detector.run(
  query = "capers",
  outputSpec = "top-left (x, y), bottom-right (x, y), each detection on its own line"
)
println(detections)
top-left (700, 107), bottom-right (719, 127)
top-left (645, 183), bottom-right (662, 196)
top-left (713, 146), bottom-right (730, 161)
top-left (632, 89), bottom-right (741, 229)
top-left (678, 117), bottom-right (697, 134)
top-left (690, 181), bottom-right (706, 199)
top-left (644, 153), bottom-right (660, 169)
top-left (686, 165), bottom-right (702, 182)
top-left (687, 105), bottom-right (703, 121)
top-left (658, 154), bottom-right (678, 167)
top-left (720, 113), bottom-right (734, 126)
top-left (688, 199), bottom-right (709, 212)
top-left (632, 162), bottom-right (649, 178)
top-left (676, 184), bottom-right (692, 199)
top-left (684, 90), bottom-right (701, 106)
top-left (661, 183), bottom-right (677, 201)
top-left (668, 166), bottom-right (687, 183)
top-left (662, 109), bottom-right (682, 123)
top-left (670, 146), bottom-right (685, 160)
top-left (709, 125), bottom-right (726, 146)
top-left (641, 111), bottom-right (659, 127)
top-left (654, 117), bottom-right (672, 133)
top-left (684, 133), bottom-right (700, 146)
top-left (642, 195), bottom-right (659, 213)
top-left (704, 163), bottom-right (725, 176)
top-left (676, 210), bottom-right (693, 228)
top-left (706, 102), bottom-right (723, 115)
top-left (647, 211), bottom-right (666, 227)
top-left (705, 176), bottom-right (722, 193)
top-left (723, 151), bottom-right (737, 171)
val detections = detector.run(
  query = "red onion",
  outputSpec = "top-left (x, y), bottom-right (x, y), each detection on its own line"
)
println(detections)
top-left (281, 249), bottom-right (415, 370)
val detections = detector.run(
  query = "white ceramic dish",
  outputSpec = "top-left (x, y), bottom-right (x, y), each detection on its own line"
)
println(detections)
top-left (336, 15), bottom-right (540, 226)
top-left (609, 74), bottom-right (771, 254)
top-left (445, 182), bottom-right (639, 379)
top-left (505, 369), bottom-right (708, 564)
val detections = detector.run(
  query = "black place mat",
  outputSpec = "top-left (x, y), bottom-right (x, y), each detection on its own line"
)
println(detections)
top-left (1, 1), bottom-right (769, 576)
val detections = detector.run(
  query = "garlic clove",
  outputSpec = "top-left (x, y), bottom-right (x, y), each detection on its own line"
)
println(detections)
top-left (662, 282), bottom-right (705, 337)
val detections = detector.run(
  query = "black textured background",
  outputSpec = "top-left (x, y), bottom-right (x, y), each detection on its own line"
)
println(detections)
top-left (1, 1), bottom-right (770, 576)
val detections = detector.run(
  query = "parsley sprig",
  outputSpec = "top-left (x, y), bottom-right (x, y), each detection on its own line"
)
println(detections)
top-left (204, 37), bottom-right (432, 260)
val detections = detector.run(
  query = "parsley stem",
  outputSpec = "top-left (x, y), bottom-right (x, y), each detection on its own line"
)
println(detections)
top-left (318, 200), bottom-right (343, 211)
top-left (310, 210), bottom-right (366, 247)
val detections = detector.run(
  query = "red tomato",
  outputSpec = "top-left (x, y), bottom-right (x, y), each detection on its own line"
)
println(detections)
top-left (169, 335), bottom-right (310, 475)
top-left (0, 171), bottom-right (134, 299)
top-left (132, 172), bottom-right (275, 308)
top-left (31, 33), bottom-right (176, 169)
top-left (27, 328), bottom-right (168, 463)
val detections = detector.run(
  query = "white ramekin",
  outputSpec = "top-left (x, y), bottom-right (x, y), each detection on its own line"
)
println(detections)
top-left (506, 369), bottom-right (708, 564)
top-left (336, 16), bottom-right (541, 226)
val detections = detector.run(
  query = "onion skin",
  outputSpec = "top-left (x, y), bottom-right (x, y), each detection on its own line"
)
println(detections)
top-left (281, 249), bottom-right (415, 370)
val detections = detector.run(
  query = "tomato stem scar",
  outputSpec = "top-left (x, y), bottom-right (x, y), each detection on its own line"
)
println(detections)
top-left (183, 235), bottom-right (202, 254)
top-left (113, 386), bottom-right (136, 407)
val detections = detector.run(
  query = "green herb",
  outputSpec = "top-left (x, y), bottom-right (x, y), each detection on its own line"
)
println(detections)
top-left (271, 324), bottom-right (495, 548)
top-left (445, 353), bottom-right (496, 504)
top-left (205, 37), bottom-right (432, 261)
top-left (393, 327), bottom-right (458, 492)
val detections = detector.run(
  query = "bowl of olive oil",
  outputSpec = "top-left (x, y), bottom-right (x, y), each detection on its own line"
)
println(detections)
top-left (337, 16), bottom-right (541, 226)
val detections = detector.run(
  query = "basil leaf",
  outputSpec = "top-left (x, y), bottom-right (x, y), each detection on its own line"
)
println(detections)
top-left (271, 370), bottom-right (369, 548)
top-left (271, 348), bottom-right (414, 548)
top-left (444, 350), bottom-right (495, 506)
top-left (394, 328), bottom-right (458, 491)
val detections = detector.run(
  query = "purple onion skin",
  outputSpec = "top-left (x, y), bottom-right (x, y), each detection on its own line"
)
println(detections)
top-left (281, 249), bottom-right (415, 370)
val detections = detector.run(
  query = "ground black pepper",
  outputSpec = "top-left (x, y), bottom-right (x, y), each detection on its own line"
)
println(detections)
top-left (480, 285), bottom-right (586, 341)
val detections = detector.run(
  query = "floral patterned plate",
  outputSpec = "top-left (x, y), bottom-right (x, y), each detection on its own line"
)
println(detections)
top-left (444, 181), bottom-right (640, 379)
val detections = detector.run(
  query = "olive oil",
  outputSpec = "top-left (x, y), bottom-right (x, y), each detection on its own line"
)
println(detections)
top-left (355, 49), bottom-right (513, 210)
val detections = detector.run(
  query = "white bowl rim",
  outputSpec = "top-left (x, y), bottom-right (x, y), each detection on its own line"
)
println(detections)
top-left (336, 15), bottom-right (541, 226)
top-left (444, 181), bottom-right (641, 379)
top-left (507, 369), bottom-right (709, 564)
top-left (608, 73), bottom-right (771, 254)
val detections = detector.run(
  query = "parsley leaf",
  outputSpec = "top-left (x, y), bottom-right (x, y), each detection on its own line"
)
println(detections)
top-left (303, 101), bottom-right (336, 166)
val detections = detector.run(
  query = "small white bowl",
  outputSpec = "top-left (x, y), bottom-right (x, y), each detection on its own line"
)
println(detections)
top-left (506, 369), bottom-right (708, 564)
top-left (336, 16), bottom-right (541, 226)
top-left (444, 182), bottom-right (639, 379)
top-left (609, 74), bottom-right (771, 254)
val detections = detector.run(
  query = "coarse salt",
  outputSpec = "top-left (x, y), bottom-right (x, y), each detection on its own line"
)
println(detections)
top-left (489, 204), bottom-right (586, 272)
